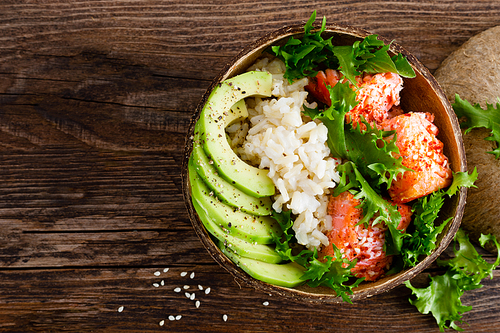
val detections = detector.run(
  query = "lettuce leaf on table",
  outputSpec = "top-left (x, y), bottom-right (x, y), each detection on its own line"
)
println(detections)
top-left (452, 94), bottom-right (500, 158)
top-left (405, 228), bottom-right (500, 332)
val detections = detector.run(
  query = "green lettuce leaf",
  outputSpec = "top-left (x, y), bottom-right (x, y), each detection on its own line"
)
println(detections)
top-left (271, 11), bottom-right (415, 84)
top-left (346, 119), bottom-right (410, 189)
top-left (401, 168), bottom-right (478, 268)
top-left (405, 270), bottom-right (471, 332)
top-left (302, 245), bottom-right (364, 303)
top-left (270, 210), bottom-right (312, 267)
top-left (334, 161), bottom-right (405, 255)
top-left (304, 81), bottom-right (408, 189)
top-left (302, 80), bottom-right (358, 159)
top-left (405, 228), bottom-right (500, 332)
top-left (333, 34), bottom-right (416, 85)
top-left (452, 94), bottom-right (500, 158)
top-left (270, 209), bottom-right (362, 302)
top-left (271, 10), bottom-right (337, 82)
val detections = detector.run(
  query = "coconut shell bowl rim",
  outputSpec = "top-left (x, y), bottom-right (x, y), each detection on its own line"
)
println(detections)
top-left (181, 22), bottom-right (467, 303)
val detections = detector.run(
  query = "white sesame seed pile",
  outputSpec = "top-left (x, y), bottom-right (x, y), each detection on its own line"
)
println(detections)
top-left (129, 267), bottom-right (274, 327)
top-left (151, 267), bottom-right (219, 326)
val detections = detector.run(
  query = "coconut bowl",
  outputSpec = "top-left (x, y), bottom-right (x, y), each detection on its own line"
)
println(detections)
top-left (181, 22), bottom-right (467, 303)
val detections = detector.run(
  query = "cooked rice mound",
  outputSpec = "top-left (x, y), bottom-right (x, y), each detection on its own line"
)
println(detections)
top-left (232, 56), bottom-right (341, 250)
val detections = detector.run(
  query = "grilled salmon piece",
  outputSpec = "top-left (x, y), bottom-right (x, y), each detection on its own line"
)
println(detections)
top-left (305, 70), bottom-right (403, 127)
top-left (380, 112), bottom-right (453, 204)
top-left (318, 191), bottom-right (412, 281)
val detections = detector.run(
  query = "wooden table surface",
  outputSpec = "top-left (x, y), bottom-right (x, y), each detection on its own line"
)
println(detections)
top-left (1, 1), bottom-right (500, 332)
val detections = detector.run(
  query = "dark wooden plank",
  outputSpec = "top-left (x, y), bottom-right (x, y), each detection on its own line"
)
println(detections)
top-left (0, 267), bottom-right (498, 332)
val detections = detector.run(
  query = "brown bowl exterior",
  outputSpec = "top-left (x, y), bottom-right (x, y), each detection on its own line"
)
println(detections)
top-left (182, 23), bottom-right (467, 303)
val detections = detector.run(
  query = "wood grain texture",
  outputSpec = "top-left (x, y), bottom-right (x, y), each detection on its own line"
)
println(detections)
top-left (1, 0), bottom-right (500, 332)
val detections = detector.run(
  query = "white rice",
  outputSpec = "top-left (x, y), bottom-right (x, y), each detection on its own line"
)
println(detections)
top-left (233, 56), bottom-right (341, 250)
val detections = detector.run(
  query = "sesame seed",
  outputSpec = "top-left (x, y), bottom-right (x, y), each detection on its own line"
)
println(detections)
top-left (176, 315), bottom-right (182, 320)
top-left (163, 268), bottom-right (169, 273)
top-left (153, 283), bottom-right (159, 288)
top-left (159, 320), bottom-right (164, 326)
top-left (174, 287), bottom-right (181, 293)
top-left (195, 300), bottom-right (200, 308)
top-left (154, 271), bottom-right (161, 276)
top-left (263, 301), bottom-right (269, 306)
top-left (190, 272), bottom-right (195, 279)
top-left (183, 285), bottom-right (190, 289)
top-left (117, 306), bottom-right (124, 313)
top-left (198, 285), bottom-right (204, 290)
top-left (168, 315), bottom-right (175, 321)
top-left (190, 293), bottom-right (196, 300)
top-left (185, 292), bottom-right (191, 298)
top-left (205, 287), bottom-right (211, 294)
top-left (180, 272), bottom-right (188, 277)
top-left (161, 280), bottom-right (165, 286)
top-left (223, 314), bottom-right (228, 322)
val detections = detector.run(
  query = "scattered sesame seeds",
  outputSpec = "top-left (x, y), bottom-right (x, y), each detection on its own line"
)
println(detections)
top-left (163, 268), bottom-right (169, 273)
top-left (154, 271), bottom-right (161, 276)
top-left (223, 314), bottom-right (228, 322)
top-left (153, 283), bottom-right (159, 288)
top-left (195, 300), bottom-right (200, 308)
top-left (159, 320), bottom-right (165, 326)
top-left (190, 272), bottom-right (195, 279)
top-left (180, 272), bottom-right (188, 277)
top-left (205, 287), bottom-right (211, 294)
top-left (263, 301), bottom-right (269, 306)
top-left (174, 287), bottom-right (181, 293)
top-left (117, 306), bottom-right (124, 313)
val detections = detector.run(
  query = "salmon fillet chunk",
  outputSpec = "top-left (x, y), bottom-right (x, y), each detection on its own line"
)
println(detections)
top-left (380, 112), bottom-right (453, 204)
top-left (305, 69), bottom-right (403, 127)
top-left (319, 191), bottom-right (412, 281)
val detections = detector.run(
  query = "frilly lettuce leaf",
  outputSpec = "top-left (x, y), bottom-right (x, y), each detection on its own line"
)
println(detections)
top-left (333, 161), bottom-right (405, 255)
top-left (304, 81), bottom-right (408, 189)
top-left (347, 119), bottom-right (410, 189)
top-left (333, 34), bottom-right (416, 85)
top-left (404, 270), bottom-right (471, 332)
top-left (401, 168), bottom-right (478, 268)
top-left (405, 228), bottom-right (500, 332)
top-left (270, 209), bottom-right (362, 303)
top-left (302, 245), bottom-right (364, 303)
top-left (271, 11), bottom-right (415, 84)
top-left (452, 94), bottom-right (500, 158)
top-left (303, 80), bottom-right (358, 159)
top-left (271, 10), bottom-right (338, 82)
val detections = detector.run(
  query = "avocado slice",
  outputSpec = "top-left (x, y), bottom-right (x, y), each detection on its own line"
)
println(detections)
top-left (224, 99), bottom-right (247, 126)
top-left (199, 71), bottom-right (275, 198)
top-left (220, 241), bottom-right (306, 288)
top-left (192, 197), bottom-right (282, 264)
top-left (192, 122), bottom-right (273, 216)
top-left (189, 165), bottom-right (282, 264)
top-left (189, 157), bottom-right (280, 243)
